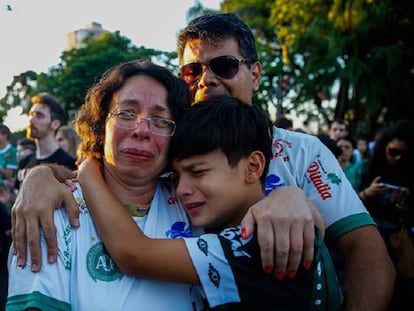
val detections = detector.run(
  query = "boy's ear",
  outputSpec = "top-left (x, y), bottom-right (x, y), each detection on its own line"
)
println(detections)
top-left (244, 151), bottom-right (265, 184)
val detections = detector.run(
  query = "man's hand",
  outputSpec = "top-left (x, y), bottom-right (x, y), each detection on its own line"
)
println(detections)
top-left (11, 165), bottom-right (79, 272)
top-left (241, 186), bottom-right (316, 279)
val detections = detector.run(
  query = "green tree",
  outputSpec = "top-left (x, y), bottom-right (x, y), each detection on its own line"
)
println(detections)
top-left (0, 31), bottom-right (175, 124)
top-left (221, 0), bottom-right (414, 136)
top-left (0, 71), bottom-right (38, 120)
top-left (186, 0), bottom-right (219, 22)
top-left (221, 0), bottom-right (285, 114)
top-left (36, 31), bottom-right (169, 119)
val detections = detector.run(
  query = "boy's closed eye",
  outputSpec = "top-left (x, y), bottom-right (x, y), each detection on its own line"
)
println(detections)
top-left (190, 169), bottom-right (208, 177)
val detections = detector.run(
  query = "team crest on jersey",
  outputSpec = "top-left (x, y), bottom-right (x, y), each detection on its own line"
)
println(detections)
top-left (272, 138), bottom-right (292, 162)
top-left (86, 242), bottom-right (123, 282)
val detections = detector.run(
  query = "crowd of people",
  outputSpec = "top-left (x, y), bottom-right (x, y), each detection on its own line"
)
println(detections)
top-left (324, 118), bottom-right (414, 309)
top-left (282, 116), bottom-right (414, 309)
top-left (0, 11), bottom-right (412, 310)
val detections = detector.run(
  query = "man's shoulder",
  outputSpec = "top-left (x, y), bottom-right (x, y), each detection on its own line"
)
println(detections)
top-left (273, 126), bottom-right (318, 144)
top-left (272, 126), bottom-right (322, 160)
top-left (45, 148), bottom-right (77, 169)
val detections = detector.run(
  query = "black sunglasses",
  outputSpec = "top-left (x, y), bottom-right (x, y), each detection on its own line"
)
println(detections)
top-left (179, 55), bottom-right (254, 85)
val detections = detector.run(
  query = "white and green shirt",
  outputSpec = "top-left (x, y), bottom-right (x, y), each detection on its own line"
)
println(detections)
top-left (7, 181), bottom-right (204, 311)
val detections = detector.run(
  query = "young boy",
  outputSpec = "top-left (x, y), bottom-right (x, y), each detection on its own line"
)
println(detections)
top-left (169, 95), bottom-right (342, 309)
top-left (76, 95), bottom-right (343, 309)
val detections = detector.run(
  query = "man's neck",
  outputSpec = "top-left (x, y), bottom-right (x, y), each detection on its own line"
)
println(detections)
top-left (35, 136), bottom-right (60, 159)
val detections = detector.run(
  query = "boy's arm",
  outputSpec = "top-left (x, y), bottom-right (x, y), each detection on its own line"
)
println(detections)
top-left (79, 159), bottom-right (326, 282)
top-left (78, 159), bottom-right (200, 284)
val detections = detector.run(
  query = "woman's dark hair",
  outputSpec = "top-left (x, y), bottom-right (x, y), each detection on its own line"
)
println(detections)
top-left (363, 120), bottom-right (414, 187)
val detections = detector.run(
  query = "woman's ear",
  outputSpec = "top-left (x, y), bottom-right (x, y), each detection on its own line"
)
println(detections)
top-left (244, 151), bottom-right (265, 184)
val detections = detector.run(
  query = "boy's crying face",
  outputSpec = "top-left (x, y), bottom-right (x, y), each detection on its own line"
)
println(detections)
top-left (172, 150), bottom-right (248, 231)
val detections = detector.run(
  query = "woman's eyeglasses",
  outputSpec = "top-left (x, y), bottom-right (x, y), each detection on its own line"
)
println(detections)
top-left (107, 110), bottom-right (176, 137)
top-left (179, 55), bottom-right (255, 85)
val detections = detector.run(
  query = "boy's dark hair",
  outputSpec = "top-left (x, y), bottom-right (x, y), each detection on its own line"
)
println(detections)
top-left (30, 93), bottom-right (65, 124)
top-left (169, 95), bottom-right (273, 186)
top-left (177, 13), bottom-right (258, 65)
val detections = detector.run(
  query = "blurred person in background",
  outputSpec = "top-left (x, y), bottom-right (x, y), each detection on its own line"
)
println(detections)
top-left (10, 138), bottom-right (37, 201)
top-left (337, 135), bottom-right (366, 192)
top-left (55, 125), bottom-right (81, 160)
top-left (354, 135), bottom-right (371, 162)
top-left (328, 119), bottom-right (348, 141)
top-left (0, 125), bottom-right (17, 192)
top-left (0, 124), bottom-right (16, 311)
top-left (359, 120), bottom-right (414, 310)
top-left (16, 138), bottom-right (36, 164)
top-left (15, 93), bottom-right (77, 190)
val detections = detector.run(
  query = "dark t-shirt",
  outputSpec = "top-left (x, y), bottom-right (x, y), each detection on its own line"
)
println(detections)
top-left (14, 148), bottom-right (77, 190)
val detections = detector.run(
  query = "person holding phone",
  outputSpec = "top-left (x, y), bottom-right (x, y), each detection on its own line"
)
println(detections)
top-left (359, 120), bottom-right (414, 309)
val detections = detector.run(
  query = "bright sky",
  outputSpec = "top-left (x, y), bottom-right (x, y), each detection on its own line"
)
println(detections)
top-left (0, 0), bottom-right (221, 131)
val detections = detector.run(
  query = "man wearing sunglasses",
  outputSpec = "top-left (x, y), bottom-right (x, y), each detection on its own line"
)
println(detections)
top-left (175, 13), bottom-right (395, 310)
top-left (11, 13), bottom-right (394, 310)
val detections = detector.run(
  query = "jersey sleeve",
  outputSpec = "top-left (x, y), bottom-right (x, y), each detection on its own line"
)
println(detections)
top-left (268, 128), bottom-right (375, 242)
top-left (183, 231), bottom-right (241, 307)
top-left (299, 136), bottom-right (376, 241)
top-left (184, 226), bottom-right (323, 309)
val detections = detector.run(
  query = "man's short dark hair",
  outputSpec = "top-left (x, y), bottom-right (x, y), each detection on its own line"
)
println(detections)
top-left (177, 13), bottom-right (258, 65)
top-left (31, 93), bottom-right (65, 124)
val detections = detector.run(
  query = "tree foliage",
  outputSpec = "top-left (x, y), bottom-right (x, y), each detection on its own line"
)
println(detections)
top-left (0, 71), bottom-right (38, 121)
top-left (2, 1), bottom-right (413, 138)
top-left (221, 0), bottom-right (414, 136)
top-left (36, 31), bottom-right (170, 119)
top-left (0, 31), bottom-right (173, 124)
